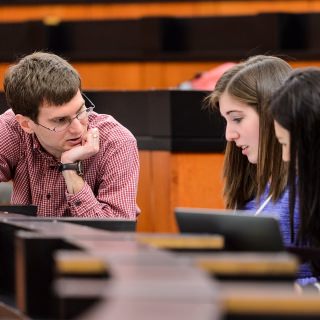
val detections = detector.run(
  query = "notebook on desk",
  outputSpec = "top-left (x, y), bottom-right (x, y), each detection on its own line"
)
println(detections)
top-left (175, 207), bottom-right (284, 252)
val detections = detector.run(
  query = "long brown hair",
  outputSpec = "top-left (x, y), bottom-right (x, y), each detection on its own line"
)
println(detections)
top-left (208, 55), bottom-right (291, 209)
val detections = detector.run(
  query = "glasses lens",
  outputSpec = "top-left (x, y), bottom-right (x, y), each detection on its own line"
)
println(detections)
top-left (77, 108), bottom-right (90, 121)
top-left (52, 105), bottom-right (93, 133)
top-left (55, 122), bottom-right (70, 132)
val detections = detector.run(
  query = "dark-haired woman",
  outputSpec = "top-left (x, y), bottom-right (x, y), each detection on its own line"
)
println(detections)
top-left (271, 67), bottom-right (320, 286)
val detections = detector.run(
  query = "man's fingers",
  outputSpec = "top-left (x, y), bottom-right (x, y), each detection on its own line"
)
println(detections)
top-left (87, 128), bottom-right (100, 149)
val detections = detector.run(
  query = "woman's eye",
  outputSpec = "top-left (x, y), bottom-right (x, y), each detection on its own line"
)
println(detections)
top-left (232, 118), bottom-right (242, 123)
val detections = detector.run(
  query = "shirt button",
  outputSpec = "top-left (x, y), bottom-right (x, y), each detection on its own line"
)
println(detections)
top-left (46, 194), bottom-right (51, 200)
top-left (75, 200), bottom-right (81, 206)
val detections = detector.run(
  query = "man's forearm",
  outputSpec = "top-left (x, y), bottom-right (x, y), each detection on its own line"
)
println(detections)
top-left (62, 170), bottom-right (85, 194)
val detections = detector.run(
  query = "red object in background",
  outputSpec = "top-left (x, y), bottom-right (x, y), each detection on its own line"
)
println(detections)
top-left (178, 62), bottom-right (237, 91)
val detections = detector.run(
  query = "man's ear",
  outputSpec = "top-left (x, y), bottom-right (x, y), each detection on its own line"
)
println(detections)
top-left (15, 114), bottom-right (35, 134)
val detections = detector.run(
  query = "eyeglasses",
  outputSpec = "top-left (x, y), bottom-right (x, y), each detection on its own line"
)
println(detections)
top-left (35, 93), bottom-right (95, 133)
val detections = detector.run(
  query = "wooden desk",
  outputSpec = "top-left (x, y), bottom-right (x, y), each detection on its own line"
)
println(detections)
top-left (0, 301), bottom-right (28, 320)
top-left (15, 229), bottom-right (221, 319)
top-left (53, 239), bottom-right (220, 319)
top-left (0, 214), bottom-right (135, 318)
top-left (136, 234), bottom-right (223, 250)
top-left (55, 274), bottom-right (320, 320)
top-left (0, 215), bottom-right (220, 318)
top-left (54, 250), bottom-right (320, 320)
top-left (0, 215), bottom-right (317, 320)
top-left (220, 282), bottom-right (320, 319)
top-left (75, 283), bottom-right (320, 320)
top-left (192, 252), bottom-right (298, 281)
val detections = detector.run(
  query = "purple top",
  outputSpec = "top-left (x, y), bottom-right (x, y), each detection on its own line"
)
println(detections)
top-left (243, 185), bottom-right (319, 286)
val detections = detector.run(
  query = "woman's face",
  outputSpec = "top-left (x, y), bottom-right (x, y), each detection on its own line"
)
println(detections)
top-left (274, 121), bottom-right (290, 162)
top-left (219, 92), bottom-right (260, 164)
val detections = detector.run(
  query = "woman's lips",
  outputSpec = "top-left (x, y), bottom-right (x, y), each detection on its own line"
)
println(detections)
top-left (241, 146), bottom-right (249, 155)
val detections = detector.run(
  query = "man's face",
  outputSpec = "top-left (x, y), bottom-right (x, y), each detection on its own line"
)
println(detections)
top-left (30, 90), bottom-right (89, 159)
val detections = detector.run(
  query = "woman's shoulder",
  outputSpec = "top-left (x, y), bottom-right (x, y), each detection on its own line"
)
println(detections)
top-left (243, 186), bottom-right (290, 217)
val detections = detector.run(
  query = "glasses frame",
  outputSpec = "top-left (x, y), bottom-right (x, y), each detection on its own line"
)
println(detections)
top-left (35, 92), bottom-right (95, 133)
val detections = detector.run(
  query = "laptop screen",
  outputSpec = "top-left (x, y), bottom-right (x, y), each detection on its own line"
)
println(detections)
top-left (175, 207), bottom-right (284, 252)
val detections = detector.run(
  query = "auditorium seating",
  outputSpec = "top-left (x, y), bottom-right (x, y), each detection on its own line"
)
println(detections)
top-left (0, 12), bottom-right (319, 90)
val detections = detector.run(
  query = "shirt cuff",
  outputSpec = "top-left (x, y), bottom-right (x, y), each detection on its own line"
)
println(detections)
top-left (65, 183), bottom-right (97, 217)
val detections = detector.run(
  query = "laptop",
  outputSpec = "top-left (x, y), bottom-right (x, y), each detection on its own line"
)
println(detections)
top-left (0, 205), bottom-right (37, 216)
top-left (175, 207), bottom-right (284, 252)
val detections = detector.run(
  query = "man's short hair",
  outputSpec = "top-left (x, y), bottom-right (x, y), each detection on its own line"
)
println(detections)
top-left (4, 51), bottom-right (81, 122)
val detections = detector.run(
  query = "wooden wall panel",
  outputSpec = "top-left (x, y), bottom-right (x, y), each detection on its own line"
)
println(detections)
top-left (0, 62), bottom-right (223, 91)
top-left (151, 151), bottom-right (175, 231)
top-left (172, 153), bottom-right (225, 209)
top-left (0, 61), bottom-right (319, 92)
top-left (136, 151), bottom-right (225, 233)
top-left (76, 61), bottom-right (320, 91)
top-left (0, 1), bottom-right (319, 23)
top-left (136, 151), bottom-right (153, 232)
top-left (136, 151), bottom-right (175, 233)
top-left (76, 63), bottom-right (143, 90)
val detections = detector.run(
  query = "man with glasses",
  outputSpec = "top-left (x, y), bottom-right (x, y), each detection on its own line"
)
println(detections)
top-left (0, 51), bottom-right (139, 218)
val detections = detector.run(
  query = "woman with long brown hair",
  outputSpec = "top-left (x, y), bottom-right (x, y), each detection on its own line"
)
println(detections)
top-left (208, 55), bottom-right (290, 212)
top-left (208, 56), bottom-right (318, 285)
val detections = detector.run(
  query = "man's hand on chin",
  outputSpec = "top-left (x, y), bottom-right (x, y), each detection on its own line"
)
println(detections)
top-left (61, 128), bottom-right (100, 164)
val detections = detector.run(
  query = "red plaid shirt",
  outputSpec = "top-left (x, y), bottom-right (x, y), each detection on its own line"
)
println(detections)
top-left (0, 110), bottom-right (139, 219)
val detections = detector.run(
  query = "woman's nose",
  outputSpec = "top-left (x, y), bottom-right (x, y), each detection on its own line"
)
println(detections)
top-left (225, 124), bottom-right (239, 141)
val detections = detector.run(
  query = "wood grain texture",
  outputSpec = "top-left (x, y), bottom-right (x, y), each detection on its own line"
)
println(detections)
top-left (1, 61), bottom-right (319, 91)
top-left (136, 151), bottom-right (225, 232)
top-left (0, 2), bottom-right (319, 23)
